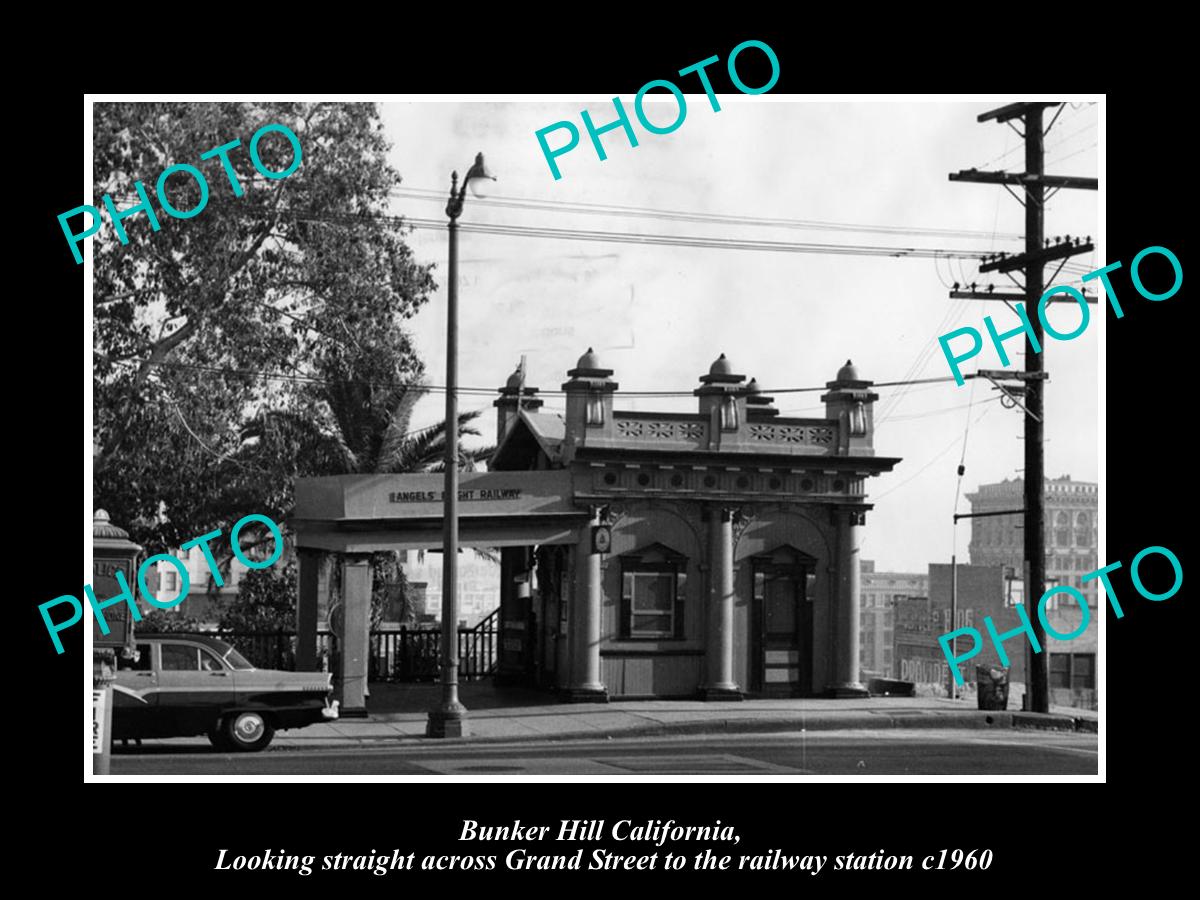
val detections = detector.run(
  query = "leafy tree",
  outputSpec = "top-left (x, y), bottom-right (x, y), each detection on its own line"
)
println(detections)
top-left (235, 332), bottom-right (497, 627)
top-left (92, 101), bottom-right (437, 555)
top-left (136, 609), bottom-right (206, 634)
top-left (219, 564), bottom-right (298, 633)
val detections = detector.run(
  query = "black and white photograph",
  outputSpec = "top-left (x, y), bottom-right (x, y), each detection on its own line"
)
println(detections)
top-left (75, 92), bottom-right (1112, 780)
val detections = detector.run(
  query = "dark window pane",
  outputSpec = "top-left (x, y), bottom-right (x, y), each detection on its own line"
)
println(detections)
top-left (632, 614), bottom-right (672, 635)
top-left (1049, 654), bottom-right (1071, 688)
top-left (161, 644), bottom-right (198, 671)
top-left (1072, 654), bottom-right (1095, 689)
top-left (766, 579), bottom-right (797, 633)
top-left (631, 574), bottom-right (673, 613)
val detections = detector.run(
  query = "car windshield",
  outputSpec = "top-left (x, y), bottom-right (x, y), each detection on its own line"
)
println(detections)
top-left (210, 640), bottom-right (255, 670)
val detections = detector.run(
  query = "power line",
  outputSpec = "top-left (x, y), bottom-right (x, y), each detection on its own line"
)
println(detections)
top-left (1047, 142), bottom-right (1098, 168)
top-left (104, 356), bottom-right (969, 398)
top-left (391, 186), bottom-right (1025, 242)
top-left (880, 393), bottom-right (998, 425)
top-left (99, 200), bottom-right (1002, 262)
top-left (872, 403), bottom-right (997, 502)
top-left (403, 216), bottom-right (992, 259)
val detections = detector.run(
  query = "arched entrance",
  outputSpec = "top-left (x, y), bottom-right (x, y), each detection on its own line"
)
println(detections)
top-left (750, 546), bottom-right (818, 696)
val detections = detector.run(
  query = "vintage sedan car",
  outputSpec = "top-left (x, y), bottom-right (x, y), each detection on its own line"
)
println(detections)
top-left (111, 634), bottom-right (338, 751)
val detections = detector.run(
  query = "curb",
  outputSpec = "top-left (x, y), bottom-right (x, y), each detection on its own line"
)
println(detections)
top-left (269, 709), bottom-right (1096, 751)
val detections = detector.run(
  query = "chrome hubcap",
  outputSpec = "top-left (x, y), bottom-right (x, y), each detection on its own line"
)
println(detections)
top-left (235, 714), bottom-right (265, 741)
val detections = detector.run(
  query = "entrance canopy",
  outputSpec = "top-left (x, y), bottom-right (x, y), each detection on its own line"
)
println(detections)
top-left (292, 471), bottom-right (586, 552)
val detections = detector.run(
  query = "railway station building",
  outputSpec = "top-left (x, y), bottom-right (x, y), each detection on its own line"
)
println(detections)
top-left (292, 351), bottom-right (900, 712)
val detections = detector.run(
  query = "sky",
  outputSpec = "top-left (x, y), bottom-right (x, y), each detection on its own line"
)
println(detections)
top-left (377, 98), bottom-right (1100, 574)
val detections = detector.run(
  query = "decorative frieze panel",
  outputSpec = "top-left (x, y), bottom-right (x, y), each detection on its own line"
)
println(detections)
top-left (615, 419), bottom-right (706, 440)
top-left (590, 467), bottom-right (867, 498)
top-left (747, 423), bottom-right (836, 445)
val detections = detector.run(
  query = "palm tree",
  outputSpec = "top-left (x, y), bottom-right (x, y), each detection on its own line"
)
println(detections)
top-left (234, 342), bottom-right (497, 628)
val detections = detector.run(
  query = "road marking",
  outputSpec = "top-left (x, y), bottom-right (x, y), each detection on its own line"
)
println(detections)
top-left (961, 736), bottom-right (1098, 755)
top-left (602, 754), bottom-right (806, 774)
top-left (412, 758), bottom-right (629, 775)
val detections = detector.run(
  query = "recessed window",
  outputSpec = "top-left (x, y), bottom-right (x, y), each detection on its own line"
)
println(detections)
top-left (637, 473), bottom-right (651, 487)
top-left (736, 475), bottom-right (750, 489)
top-left (769, 477), bottom-right (782, 490)
top-left (603, 472), bottom-right (617, 486)
top-left (620, 546), bottom-right (687, 641)
top-left (703, 475), bottom-right (717, 488)
top-left (833, 479), bottom-right (846, 492)
top-left (670, 473), bottom-right (685, 488)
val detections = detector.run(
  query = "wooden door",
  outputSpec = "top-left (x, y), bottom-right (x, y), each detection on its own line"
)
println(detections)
top-left (753, 567), bottom-right (813, 696)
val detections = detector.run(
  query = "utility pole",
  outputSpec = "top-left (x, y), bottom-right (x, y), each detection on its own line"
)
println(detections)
top-left (949, 102), bottom-right (1097, 714)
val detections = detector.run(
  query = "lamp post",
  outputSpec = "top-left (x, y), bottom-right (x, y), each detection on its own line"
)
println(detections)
top-left (427, 152), bottom-right (495, 739)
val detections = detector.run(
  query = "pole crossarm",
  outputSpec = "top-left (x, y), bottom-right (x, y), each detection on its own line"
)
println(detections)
top-left (975, 369), bottom-right (1049, 382)
top-left (949, 290), bottom-right (1097, 304)
top-left (978, 372), bottom-right (1043, 423)
top-left (949, 170), bottom-right (1098, 191)
top-left (977, 102), bottom-right (1060, 123)
top-left (978, 241), bottom-right (1094, 274)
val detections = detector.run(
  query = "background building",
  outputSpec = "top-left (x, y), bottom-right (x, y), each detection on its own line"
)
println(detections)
top-left (859, 561), bottom-right (927, 679)
top-left (398, 549), bottom-right (498, 627)
top-left (966, 475), bottom-right (1098, 608)
top-left (146, 544), bottom-right (249, 622)
top-left (890, 560), bottom-right (1096, 709)
top-left (294, 352), bottom-right (901, 704)
top-left (964, 475), bottom-right (1097, 708)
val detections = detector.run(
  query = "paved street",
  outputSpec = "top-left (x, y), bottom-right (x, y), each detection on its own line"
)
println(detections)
top-left (112, 729), bottom-right (1097, 775)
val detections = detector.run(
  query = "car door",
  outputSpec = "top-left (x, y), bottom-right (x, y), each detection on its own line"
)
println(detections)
top-left (111, 642), bottom-right (157, 738)
top-left (157, 641), bottom-right (237, 737)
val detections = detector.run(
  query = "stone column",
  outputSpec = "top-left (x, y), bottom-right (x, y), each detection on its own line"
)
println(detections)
top-left (827, 509), bottom-right (869, 697)
top-left (700, 507), bottom-right (741, 700)
top-left (337, 553), bottom-right (372, 717)
top-left (565, 509), bottom-right (607, 702)
top-left (295, 548), bottom-right (320, 671)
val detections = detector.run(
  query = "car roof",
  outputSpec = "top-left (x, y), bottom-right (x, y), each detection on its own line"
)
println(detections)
top-left (135, 634), bottom-right (233, 650)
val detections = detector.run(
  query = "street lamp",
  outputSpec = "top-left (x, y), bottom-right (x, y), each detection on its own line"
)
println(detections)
top-left (427, 153), bottom-right (496, 739)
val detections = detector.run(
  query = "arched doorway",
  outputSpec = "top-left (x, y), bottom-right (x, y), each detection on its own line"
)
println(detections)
top-left (750, 545), bottom-right (817, 696)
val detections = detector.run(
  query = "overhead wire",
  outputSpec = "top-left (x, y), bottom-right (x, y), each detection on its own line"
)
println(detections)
top-left (99, 197), bottom-right (1006, 262)
top-left (872, 402), bottom-right (997, 502)
top-left (104, 356), bottom-right (969, 398)
top-left (390, 186), bottom-right (1025, 242)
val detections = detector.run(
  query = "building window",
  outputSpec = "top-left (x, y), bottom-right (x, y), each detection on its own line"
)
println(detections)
top-left (162, 570), bottom-right (177, 592)
top-left (1072, 654), bottom-right (1095, 690)
top-left (620, 545), bottom-right (687, 640)
top-left (1050, 653), bottom-right (1096, 690)
top-left (1050, 654), bottom-right (1071, 689)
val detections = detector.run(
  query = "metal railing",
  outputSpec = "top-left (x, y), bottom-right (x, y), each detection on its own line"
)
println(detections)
top-left (220, 610), bottom-right (499, 682)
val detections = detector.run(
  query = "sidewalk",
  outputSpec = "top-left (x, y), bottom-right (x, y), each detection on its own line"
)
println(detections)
top-left (271, 683), bottom-right (1098, 749)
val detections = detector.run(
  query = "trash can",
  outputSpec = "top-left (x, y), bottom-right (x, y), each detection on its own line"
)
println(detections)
top-left (976, 665), bottom-right (1009, 710)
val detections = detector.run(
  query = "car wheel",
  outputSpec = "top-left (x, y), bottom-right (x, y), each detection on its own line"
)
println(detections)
top-left (223, 711), bottom-right (275, 752)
